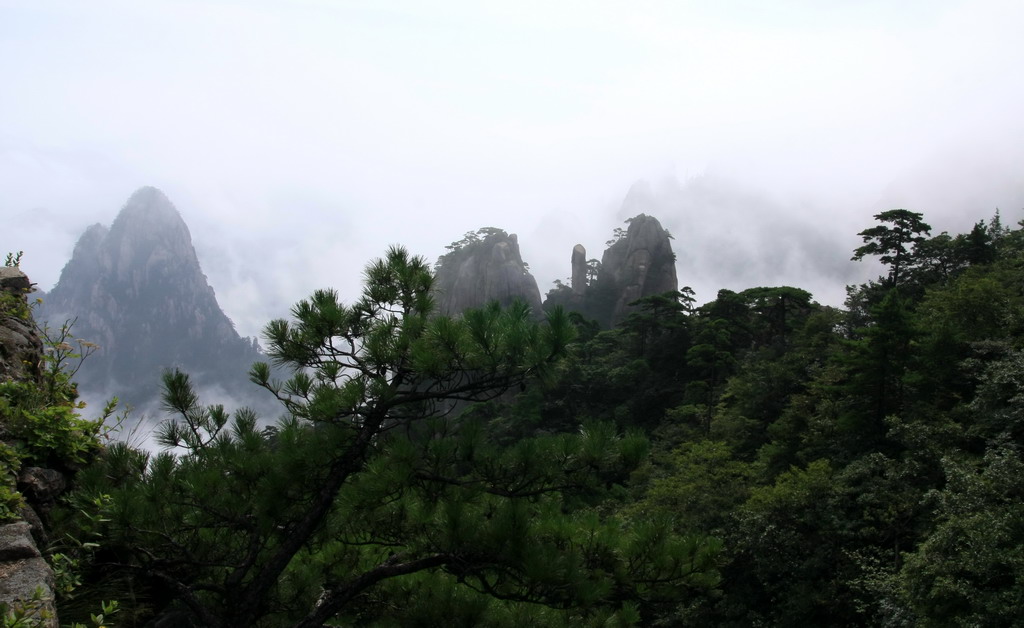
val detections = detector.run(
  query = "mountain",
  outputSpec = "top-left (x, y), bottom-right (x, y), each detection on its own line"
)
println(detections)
top-left (40, 187), bottom-right (265, 412)
top-left (546, 213), bottom-right (678, 327)
top-left (432, 228), bottom-right (543, 316)
top-left (598, 213), bottom-right (679, 324)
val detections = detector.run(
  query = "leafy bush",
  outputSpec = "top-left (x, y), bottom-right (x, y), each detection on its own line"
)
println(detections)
top-left (0, 381), bottom-right (104, 469)
top-left (0, 442), bottom-right (24, 523)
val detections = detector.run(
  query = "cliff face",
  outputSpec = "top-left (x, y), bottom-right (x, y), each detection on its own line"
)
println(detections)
top-left (543, 212), bottom-right (678, 328)
top-left (0, 269), bottom-right (58, 628)
top-left (0, 269), bottom-right (42, 384)
top-left (571, 244), bottom-right (587, 297)
top-left (598, 213), bottom-right (678, 325)
top-left (40, 187), bottom-right (262, 408)
top-left (433, 228), bottom-right (543, 316)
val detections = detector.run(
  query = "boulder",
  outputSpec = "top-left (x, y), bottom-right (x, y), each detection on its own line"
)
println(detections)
top-left (0, 268), bottom-right (32, 294)
top-left (0, 522), bottom-right (40, 561)
top-left (0, 522), bottom-right (57, 628)
top-left (17, 468), bottom-right (66, 506)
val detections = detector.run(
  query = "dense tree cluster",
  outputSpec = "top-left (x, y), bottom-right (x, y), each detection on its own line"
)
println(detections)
top-left (530, 208), bottom-right (1020, 625)
top-left (6, 208), bottom-right (1024, 626)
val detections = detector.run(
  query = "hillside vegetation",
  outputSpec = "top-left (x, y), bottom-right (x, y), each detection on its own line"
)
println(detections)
top-left (4, 208), bottom-right (1023, 627)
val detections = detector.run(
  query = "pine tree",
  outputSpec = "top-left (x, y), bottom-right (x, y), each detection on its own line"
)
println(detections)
top-left (852, 209), bottom-right (932, 289)
top-left (72, 247), bottom-right (719, 627)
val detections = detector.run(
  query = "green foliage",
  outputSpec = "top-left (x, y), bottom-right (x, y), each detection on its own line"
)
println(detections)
top-left (0, 252), bottom-right (30, 320)
top-left (38, 210), bottom-right (1024, 626)
top-left (0, 317), bottom-right (115, 471)
top-left (0, 381), bottom-right (104, 468)
top-left (724, 459), bottom-right (859, 624)
top-left (67, 600), bottom-right (119, 628)
top-left (834, 290), bottom-right (918, 451)
top-left (627, 440), bottom-right (751, 534)
top-left (36, 320), bottom-right (100, 401)
top-left (66, 246), bottom-right (718, 627)
top-left (0, 294), bottom-right (125, 622)
top-left (49, 493), bottom-right (113, 599)
top-left (899, 444), bottom-right (1024, 625)
top-left (0, 441), bottom-right (24, 523)
top-left (852, 209), bottom-right (932, 288)
top-left (435, 227), bottom-right (521, 273)
top-left (1, 587), bottom-right (53, 628)
top-left (0, 289), bottom-right (31, 321)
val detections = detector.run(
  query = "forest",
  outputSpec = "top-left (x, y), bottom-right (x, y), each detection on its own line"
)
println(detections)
top-left (2, 208), bottom-right (1022, 627)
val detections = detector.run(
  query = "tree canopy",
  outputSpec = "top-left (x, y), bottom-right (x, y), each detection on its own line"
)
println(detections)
top-left (55, 247), bottom-right (719, 627)
top-left (851, 209), bottom-right (932, 288)
top-left (9, 207), bottom-right (1024, 627)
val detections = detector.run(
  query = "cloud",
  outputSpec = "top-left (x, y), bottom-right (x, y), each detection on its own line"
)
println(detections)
top-left (1, 0), bottom-right (1023, 336)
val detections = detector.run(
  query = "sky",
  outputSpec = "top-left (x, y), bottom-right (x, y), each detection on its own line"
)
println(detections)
top-left (2, 0), bottom-right (1023, 339)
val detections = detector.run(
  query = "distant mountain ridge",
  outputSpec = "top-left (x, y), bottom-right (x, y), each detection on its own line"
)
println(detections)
top-left (39, 186), bottom-right (680, 416)
top-left (41, 187), bottom-right (264, 412)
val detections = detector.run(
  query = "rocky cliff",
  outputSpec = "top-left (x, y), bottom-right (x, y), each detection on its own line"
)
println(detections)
top-left (0, 269), bottom-right (58, 627)
top-left (598, 213), bottom-right (678, 325)
top-left (433, 228), bottom-right (543, 316)
top-left (0, 269), bottom-right (42, 384)
top-left (40, 187), bottom-right (264, 410)
top-left (570, 244), bottom-right (587, 297)
top-left (544, 213), bottom-right (678, 328)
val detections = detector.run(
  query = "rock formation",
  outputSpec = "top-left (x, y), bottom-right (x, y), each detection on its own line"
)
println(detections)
top-left (433, 228), bottom-right (543, 316)
top-left (543, 213), bottom-right (678, 328)
top-left (571, 244), bottom-right (587, 296)
top-left (39, 186), bottom-right (265, 411)
top-left (0, 521), bottom-right (57, 627)
top-left (0, 268), bottom-right (42, 383)
top-left (0, 269), bottom-right (58, 627)
top-left (617, 180), bottom-right (657, 221)
top-left (598, 213), bottom-right (678, 325)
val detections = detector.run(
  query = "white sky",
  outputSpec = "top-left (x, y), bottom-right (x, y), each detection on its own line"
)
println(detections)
top-left (3, 0), bottom-right (1023, 338)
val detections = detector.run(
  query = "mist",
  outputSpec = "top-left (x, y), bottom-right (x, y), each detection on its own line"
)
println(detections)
top-left (3, 1), bottom-right (1023, 339)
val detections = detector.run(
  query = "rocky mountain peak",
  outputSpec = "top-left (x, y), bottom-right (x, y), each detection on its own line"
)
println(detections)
top-left (618, 180), bottom-right (656, 219)
top-left (599, 213), bottom-right (678, 324)
top-left (543, 212), bottom-right (678, 328)
top-left (433, 228), bottom-right (543, 316)
top-left (103, 187), bottom-right (198, 282)
top-left (40, 187), bottom-right (263, 411)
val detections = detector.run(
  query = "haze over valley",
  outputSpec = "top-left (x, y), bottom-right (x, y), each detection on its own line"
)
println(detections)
top-left (5, 4), bottom-right (1024, 625)
top-left (3, 1), bottom-right (1023, 341)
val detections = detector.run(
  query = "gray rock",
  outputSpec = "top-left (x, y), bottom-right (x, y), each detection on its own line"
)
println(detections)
top-left (0, 268), bottom-right (43, 384)
top-left (571, 244), bottom-right (587, 296)
top-left (18, 505), bottom-right (48, 549)
top-left (0, 317), bottom-right (42, 383)
top-left (434, 229), bottom-right (543, 316)
top-left (0, 523), bottom-right (40, 561)
top-left (17, 468), bottom-right (66, 504)
top-left (0, 557), bottom-right (57, 628)
top-left (37, 186), bottom-right (268, 411)
top-left (598, 214), bottom-right (678, 326)
top-left (0, 524), bottom-right (58, 627)
top-left (0, 268), bottom-right (32, 294)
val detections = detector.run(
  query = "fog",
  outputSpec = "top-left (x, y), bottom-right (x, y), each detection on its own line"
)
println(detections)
top-left (3, 1), bottom-right (1023, 339)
